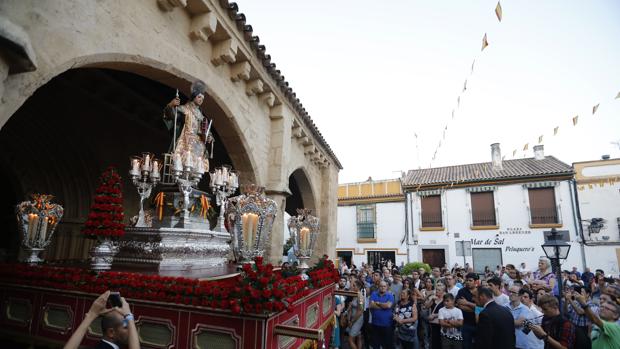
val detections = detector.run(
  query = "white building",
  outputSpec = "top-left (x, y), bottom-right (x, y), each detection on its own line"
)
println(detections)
top-left (401, 144), bottom-right (586, 272)
top-left (336, 178), bottom-right (408, 269)
top-left (574, 157), bottom-right (620, 274)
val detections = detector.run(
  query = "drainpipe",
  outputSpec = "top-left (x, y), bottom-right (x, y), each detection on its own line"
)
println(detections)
top-left (569, 179), bottom-right (587, 269)
top-left (404, 191), bottom-right (410, 264)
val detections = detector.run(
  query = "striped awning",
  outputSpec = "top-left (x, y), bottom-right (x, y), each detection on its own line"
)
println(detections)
top-left (522, 181), bottom-right (558, 189)
top-left (416, 189), bottom-right (443, 197)
top-left (466, 185), bottom-right (497, 193)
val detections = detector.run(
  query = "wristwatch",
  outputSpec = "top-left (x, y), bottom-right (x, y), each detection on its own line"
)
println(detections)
top-left (124, 313), bottom-right (135, 322)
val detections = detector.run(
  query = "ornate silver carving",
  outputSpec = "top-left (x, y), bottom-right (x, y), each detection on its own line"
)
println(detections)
top-left (209, 164), bottom-right (239, 233)
top-left (90, 237), bottom-right (116, 272)
top-left (113, 227), bottom-right (230, 271)
top-left (288, 209), bottom-right (320, 275)
top-left (129, 153), bottom-right (162, 227)
top-left (229, 185), bottom-right (277, 262)
top-left (16, 194), bottom-right (64, 264)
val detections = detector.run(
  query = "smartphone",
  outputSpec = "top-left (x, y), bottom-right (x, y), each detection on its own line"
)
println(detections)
top-left (109, 292), bottom-right (122, 308)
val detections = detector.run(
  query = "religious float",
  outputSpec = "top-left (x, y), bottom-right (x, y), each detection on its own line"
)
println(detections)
top-left (0, 81), bottom-right (342, 349)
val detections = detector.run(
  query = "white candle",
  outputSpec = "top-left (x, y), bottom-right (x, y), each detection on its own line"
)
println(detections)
top-left (130, 157), bottom-right (141, 176)
top-left (26, 214), bottom-right (36, 241)
top-left (173, 153), bottom-right (183, 171)
top-left (215, 168), bottom-right (223, 186)
top-left (300, 227), bottom-right (310, 250)
top-left (249, 213), bottom-right (259, 245)
top-left (242, 213), bottom-right (250, 247)
top-left (151, 159), bottom-right (160, 179)
top-left (184, 150), bottom-right (192, 168)
top-left (142, 154), bottom-right (151, 172)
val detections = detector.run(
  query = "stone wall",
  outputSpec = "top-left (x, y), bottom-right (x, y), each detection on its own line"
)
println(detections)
top-left (0, 0), bottom-right (340, 263)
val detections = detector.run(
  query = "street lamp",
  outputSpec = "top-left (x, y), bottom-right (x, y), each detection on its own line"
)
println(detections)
top-left (541, 228), bottom-right (571, 314)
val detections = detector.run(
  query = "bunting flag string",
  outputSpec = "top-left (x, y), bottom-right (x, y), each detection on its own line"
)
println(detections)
top-left (429, 1), bottom-right (504, 167)
top-left (505, 90), bottom-right (619, 160)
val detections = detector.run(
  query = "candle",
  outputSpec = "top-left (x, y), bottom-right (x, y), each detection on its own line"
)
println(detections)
top-left (33, 215), bottom-right (42, 241)
top-left (142, 153), bottom-right (151, 172)
top-left (130, 157), bottom-right (141, 176)
top-left (26, 214), bottom-right (36, 241)
top-left (242, 213), bottom-right (259, 248)
top-left (215, 168), bottom-right (223, 186)
top-left (196, 156), bottom-right (205, 174)
top-left (300, 227), bottom-right (310, 250)
top-left (184, 150), bottom-right (192, 168)
top-left (151, 159), bottom-right (160, 179)
top-left (221, 167), bottom-right (229, 184)
top-left (39, 216), bottom-right (48, 242)
top-left (230, 173), bottom-right (238, 188)
top-left (209, 172), bottom-right (216, 186)
top-left (250, 213), bottom-right (259, 244)
top-left (173, 153), bottom-right (183, 171)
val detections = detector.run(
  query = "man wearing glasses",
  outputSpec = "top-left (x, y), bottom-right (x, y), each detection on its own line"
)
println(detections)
top-left (519, 288), bottom-right (544, 349)
top-left (505, 286), bottom-right (532, 349)
top-left (575, 291), bottom-right (620, 349)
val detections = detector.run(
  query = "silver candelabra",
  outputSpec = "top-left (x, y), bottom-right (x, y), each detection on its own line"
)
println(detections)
top-left (129, 152), bottom-right (161, 227)
top-left (171, 151), bottom-right (206, 225)
top-left (209, 165), bottom-right (239, 233)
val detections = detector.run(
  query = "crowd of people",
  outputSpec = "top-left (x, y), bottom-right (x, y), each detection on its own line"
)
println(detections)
top-left (334, 258), bottom-right (620, 349)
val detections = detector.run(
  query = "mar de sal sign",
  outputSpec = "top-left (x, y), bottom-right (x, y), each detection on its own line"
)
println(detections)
top-left (470, 237), bottom-right (536, 253)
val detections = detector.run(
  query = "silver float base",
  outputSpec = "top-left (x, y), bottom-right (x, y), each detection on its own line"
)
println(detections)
top-left (113, 227), bottom-right (230, 272)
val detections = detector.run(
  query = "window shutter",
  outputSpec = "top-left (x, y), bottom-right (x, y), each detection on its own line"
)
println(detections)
top-left (528, 188), bottom-right (557, 224)
top-left (421, 195), bottom-right (442, 227)
top-left (471, 192), bottom-right (496, 226)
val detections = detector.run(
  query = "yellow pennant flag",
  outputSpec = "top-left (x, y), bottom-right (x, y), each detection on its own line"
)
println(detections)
top-left (482, 33), bottom-right (489, 51)
top-left (495, 2), bottom-right (503, 22)
top-left (538, 135), bottom-right (543, 144)
top-left (572, 115), bottom-right (579, 126)
top-left (471, 59), bottom-right (476, 74)
top-left (554, 126), bottom-right (559, 135)
top-left (592, 103), bottom-right (599, 115)
top-left (523, 143), bottom-right (529, 151)
top-left (513, 149), bottom-right (517, 156)
top-left (463, 80), bottom-right (467, 92)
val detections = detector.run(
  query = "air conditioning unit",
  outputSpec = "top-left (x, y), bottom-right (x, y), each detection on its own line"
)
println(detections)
top-left (454, 233), bottom-right (460, 238)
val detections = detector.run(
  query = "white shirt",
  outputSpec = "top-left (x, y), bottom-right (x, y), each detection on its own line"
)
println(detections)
top-left (438, 307), bottom-right (464, 339)
top-left (494, 293), bottom-right (510, 307)
top-left (526, 304), bottom-right (545, 349)
top-left (101, 339), bottom-right (120, 349)
top-left (448, 285), bottom-right (460, 297)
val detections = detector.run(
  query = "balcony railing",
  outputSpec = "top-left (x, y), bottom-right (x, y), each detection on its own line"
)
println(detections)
top-left (421, 214), bottom-right (443, 228)
top-left (472, 210), bottom-right (497, 226)
top-left (357, 222), bottom-right (375, 239)
top-left (530, 208), bottom-right (558, 224)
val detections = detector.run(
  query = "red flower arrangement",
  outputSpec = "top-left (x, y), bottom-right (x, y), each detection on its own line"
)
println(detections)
top-left (0, 257), bottom-right (337, 315)
top-left (82, 167), bottom-right (125, 237)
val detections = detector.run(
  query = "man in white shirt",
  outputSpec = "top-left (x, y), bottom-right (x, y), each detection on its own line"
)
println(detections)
top-left (488, 276), bottom-right (510, 306)
top-left (519, 288), bottom-right (544, 349)
top-left (445, 274), bottom-right (461, 297)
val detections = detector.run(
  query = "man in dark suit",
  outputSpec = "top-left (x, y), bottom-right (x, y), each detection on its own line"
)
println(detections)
top-left (475, 286), bottom-right (516, 349)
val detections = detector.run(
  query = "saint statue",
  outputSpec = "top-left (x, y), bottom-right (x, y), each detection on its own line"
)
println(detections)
top-left (163, 80), bottom-right (213, 173)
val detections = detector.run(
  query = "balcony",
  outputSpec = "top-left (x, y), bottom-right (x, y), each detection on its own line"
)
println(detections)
top-left (530, 208), bottom-right (560, 227)
top-left (421, 214), bottom-right (443, 230)
top-left (472, 210), bottom-right (497, 228)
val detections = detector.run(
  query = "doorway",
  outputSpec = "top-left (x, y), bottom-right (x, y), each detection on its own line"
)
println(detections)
top-left (422, 249), bottom-right (446, 268)
top-left (337, 251), bottom-right (353, 269)
top-left (367, 251), bottom-right (396, 270)
top-left (472, 248), bottom-right (503, 274)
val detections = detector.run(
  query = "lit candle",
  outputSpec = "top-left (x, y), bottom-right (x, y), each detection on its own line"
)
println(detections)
top-left (32, 214), bottom-right (41, 241)
top-left (221, 167), bottom-right (229, 184)
top-left (130, 157), bottom-right (141, 176)
top-left (230, 173), bottom-right (238, 188)
top-left (142, 154), bottom-right (151, 172)
top-left (26, 214), bottom-right (36, 241)
top-left (250, 213), bottom-right (259, 245)
top-left (151, 159), bottom-right (160, 179)
top-left (300, 227), bottom-right (310, 250)
top-left (209, 172), bottom-right (216, 186)
top-left (196, 156), bottom-right (205, 174)
top-left (242, 213), bottom-right (250, 247)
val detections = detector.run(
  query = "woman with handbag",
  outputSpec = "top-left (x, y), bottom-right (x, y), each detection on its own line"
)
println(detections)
top-left (394, 288), bottom-right (419, 349)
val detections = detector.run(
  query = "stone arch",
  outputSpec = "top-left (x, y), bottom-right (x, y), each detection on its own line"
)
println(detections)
top-left (0, 53), bottom-right (259, 185)
top-left (286, 167), bottom-right (318, 215)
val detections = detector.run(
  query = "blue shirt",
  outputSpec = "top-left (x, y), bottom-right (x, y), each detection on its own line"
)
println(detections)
top-left (370, 291), bottom-right (395, 327)
top-left (505, 302), bottom-right (531, 349)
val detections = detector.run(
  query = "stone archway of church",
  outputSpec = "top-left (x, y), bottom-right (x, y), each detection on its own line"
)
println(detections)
top-left (286, 168), bottom-right (317, 215)
top-left (0, 66), bottom-right (258, 261)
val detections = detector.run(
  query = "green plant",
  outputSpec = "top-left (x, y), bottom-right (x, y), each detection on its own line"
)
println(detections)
top-left (401, 262), bottom-right (431, 276)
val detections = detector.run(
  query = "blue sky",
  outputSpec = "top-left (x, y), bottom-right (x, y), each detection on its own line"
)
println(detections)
top-left (239, 1), bottom-right (620, 183)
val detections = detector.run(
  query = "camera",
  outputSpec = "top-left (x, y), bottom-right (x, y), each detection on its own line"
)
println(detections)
top-left (522, 319), bottom-right (533, 335)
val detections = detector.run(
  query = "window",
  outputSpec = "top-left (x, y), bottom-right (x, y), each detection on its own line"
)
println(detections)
top-left (356, 204), bottom-right (376, 239)
top-left (528, 187), bottom-right (558, 224)
top-left (471, 191), bottom-right (496, 226)
top-left (421, 195), bottom-right (442, 228)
